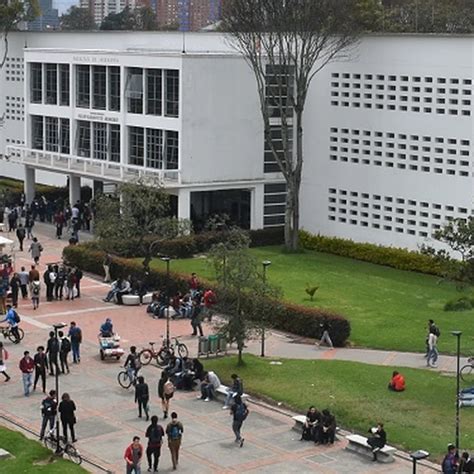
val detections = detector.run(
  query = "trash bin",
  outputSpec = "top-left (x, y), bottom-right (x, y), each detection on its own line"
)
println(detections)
top-left (198, 336), bottom-right (209, 355)
top-left (217, 335), bottom-right (227, 353)
top-left (208, 334), bottom-right (219, 353)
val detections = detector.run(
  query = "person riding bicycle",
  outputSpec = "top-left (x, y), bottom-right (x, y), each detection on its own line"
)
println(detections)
top-left (124, 346), bottom-right (141, 383)
top-left (0, 304), bottom-right (21, 343)
top-left (99, 318), bottom-right (114, 337)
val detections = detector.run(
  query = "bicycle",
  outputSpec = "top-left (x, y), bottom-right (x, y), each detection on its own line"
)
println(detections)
top-left (43, 427), bottom-right (82, 465)
top-left (139, 337), bottom-right (188, 368)
top-left (0, 325), bottom-right (24, 343)
top-left (460, 357), bottom-right (474, 384)
top-left (117, 368), bottom-right (139, 389)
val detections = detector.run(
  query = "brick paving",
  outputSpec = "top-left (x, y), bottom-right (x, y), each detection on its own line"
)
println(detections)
top-left (0, 224), bottom-right (436, 473)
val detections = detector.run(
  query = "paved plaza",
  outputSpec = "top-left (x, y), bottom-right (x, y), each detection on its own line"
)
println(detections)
top-left (0, 225), bottom-right (437, 472)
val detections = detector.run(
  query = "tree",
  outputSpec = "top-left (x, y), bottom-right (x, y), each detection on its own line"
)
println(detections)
top-left (100, 6), bottom-right (158, 31)
top-left (60, 6), bottom-right (95, 30)
top-left (222, 0), bottom-right (374, 251)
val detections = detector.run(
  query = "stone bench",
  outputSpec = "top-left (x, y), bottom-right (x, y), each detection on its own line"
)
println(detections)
top-left (122, 293), bottom-right (154, 306)
top-left (215, 385), bottom-right (250, 402)
top-left (345, 434), bottom-right (396, 463)
top-left (292, 415), bottom-right (340, 437)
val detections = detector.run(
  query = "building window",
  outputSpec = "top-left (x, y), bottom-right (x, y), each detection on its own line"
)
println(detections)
top-left (129, 126), bottom-right (144, 165)
top-left (30, 63), bottom-right (42, 103)
top-left (59, 64), bottom-right (70, 106)
top-left (31, 115), bottom-right (43, 149)
top-left (76, 65), bottom-right (90, 108)
top-left (127, 68), bottom-right (143, 114)
top-left (93, 122), bottom-right (107, 160)
top-left (146, 69), bottom-right (162, 116)
top-left (77, 120), bottom-right (91, 157)
top-left (45, 64), bottom-right (57, 105)
top-left (109, 66), bottom-right (120, 112)
top-left (146, 129), bottom-right (163, 168)
top-left (165, 130), bottom-right (178, 169)
top-left (60, 118), bottom-right (70, 154)
top-left (45, 116), bottom-right (59, 151)
top-left (165, 70), bottom-right (179, 117)
top-left (92, 66), bottom-right (106, 110)
top-left (110, 124), bottom-right (120, 162)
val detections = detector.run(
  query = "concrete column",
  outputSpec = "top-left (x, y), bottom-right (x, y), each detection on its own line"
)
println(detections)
top-left (178, 189), bottom-right (191, 221)
top-left (251, 184), bottom-right (265, 230)
top-left (24, 166), bottom-right (36, 205)
top-left (69, 175), bottom-right (81, 205)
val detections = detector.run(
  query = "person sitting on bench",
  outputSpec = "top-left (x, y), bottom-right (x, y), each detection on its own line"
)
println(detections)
top-left (388, 371), bottom-right (405, 392)
top-left (318, 409), bottom-right (336, 445)
top-left (367, 423), bottom-right (387, 462)
top-left (301, 406), bottom-right (321, 441)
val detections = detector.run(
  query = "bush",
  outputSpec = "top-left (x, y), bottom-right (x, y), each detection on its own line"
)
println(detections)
top-left (300, 230), bottom-right (446, 276)
top-left (63, 243), bottom-right (350, 347)
top-left (444, 296), bottom-right (474, 312)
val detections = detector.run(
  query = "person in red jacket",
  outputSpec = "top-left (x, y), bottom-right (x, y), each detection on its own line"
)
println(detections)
top-left (388, 371), bottom-right (405, 392)
top-left (203, 288), bottom-right (217, 322)
top-left (124, 436), bottom-right (143, 474)
top-left (19, 350), bottom-right (35, 396)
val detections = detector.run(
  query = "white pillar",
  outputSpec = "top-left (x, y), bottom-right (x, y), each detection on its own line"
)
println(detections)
top-left (69, 175), bottom-right (81, 205)
top-left (251, 184), bottom-right (264, 230)
top-left (178, 189), bottom-right (191, 221)
top-left (24, 166), bottom-right (36, 205)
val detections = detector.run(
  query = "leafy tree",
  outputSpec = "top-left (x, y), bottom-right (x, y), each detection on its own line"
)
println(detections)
top-left (100, 6), bottom-right (157, 30)
top-left (222, 0), bottom-right (375, 251)
top-left (60, 6), bottom-right (95, 30)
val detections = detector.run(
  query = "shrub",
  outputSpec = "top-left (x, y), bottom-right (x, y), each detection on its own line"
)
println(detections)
top-left (63, 243), bottom-right (350, 347)
top-left (444, 296), bottom-right (474, 312)
top-left (300, 230), bottom-right (446, 276)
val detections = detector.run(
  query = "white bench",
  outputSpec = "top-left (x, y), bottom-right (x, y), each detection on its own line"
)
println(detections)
top-left (345, 434), bottom-right (396, 463)
top-left (122, 294), bottom-right (140, 306)
top-left (142, 292), bottom-right (153, 304)
top-left (215, 385), bottom-right (250, 402)
top-left (292, 415), bottom-right (340, 437)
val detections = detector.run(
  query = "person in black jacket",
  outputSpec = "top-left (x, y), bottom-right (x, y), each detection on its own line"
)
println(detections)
top-left (367, 423), bottom-right (387, 461)
top-left (135, 376), bottom-right (150, 420)
top-left (319, 409), bottom-right (336, 445)
top-left (74, 267), bottom-right (83, 298)
top-left (46, 331), bottom-right (60, 376)
top-left (301, 406), bottom-right (321, 441)
top-left (58, 392), bottom-right (77, 443)
top-left (33, 346), bottom-right (48, 393)
top-left (16, 224), bottom-right (26, 251)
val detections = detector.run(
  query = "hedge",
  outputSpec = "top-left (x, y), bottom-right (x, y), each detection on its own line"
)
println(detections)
top-left (63, 243), bottom-right (351, 347)
top-left (300, 230), bottom-right (446, 277)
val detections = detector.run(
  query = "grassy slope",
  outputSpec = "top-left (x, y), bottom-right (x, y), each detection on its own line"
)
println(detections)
top-left (0, 426), bottom-right (85, 473)
top-left (149, 246), bottom-right (474, 353)
top-left (205, 355), bottom-right (474, 460)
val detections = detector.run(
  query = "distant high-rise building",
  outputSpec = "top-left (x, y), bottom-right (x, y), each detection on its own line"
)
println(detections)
top-left (28, 0), bottom-right (59, 31)
top-left (80, 0), bottom-right (147, 25)
top-left (157, 0), bottom-right (221, 31)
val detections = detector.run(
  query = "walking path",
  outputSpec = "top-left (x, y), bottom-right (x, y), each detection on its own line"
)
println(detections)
top-left (0, 224), bottom-right (445, 472)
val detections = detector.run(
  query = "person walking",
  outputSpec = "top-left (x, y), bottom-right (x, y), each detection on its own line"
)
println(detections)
top-left (124, 436), bottom-right (144, 474)
top-left (19, 266), bottom-right (29, 299)
top-left (145, 415), bottom-right (165, 473)
top-left (16, 224), bottom-right (26, 251)
top-left (166, 412), bottom-right (184, 470)
top-left (28, 237), bottom-right (43, 264)
top-left (427, 328), bottom-right (439, 368)
top-left (58, 331), bottom-right (71, 374)
top-left (223, 374), bottom-right (244, 409)
top-left (0, 342), bottom-right (11, 382)
top-left (19, 350), bottom-right (34, 396)
top-left (103, 254), bottom-right (112, 283)
top-left (425, 319), bottom-right (440, 357)
top-left (65, 268), bottom-right (76, 301)
top-left (43, 265), bottom-right (55, 302)
top-left (33, 345), bottom-right (48, 393)
top-left (230, 395), bottom-right (249, 447)
top-left (54, 265), bottom-right (65, 300)
top-left (9, 272), bottom-right (21, 308)
top-left (59, 392), bottom-right (77, 443)
top-left (68, 321), bottom-right (82, 363)
top-left (39, 390), bottom-right (57, 440)
top-left (25, 215), bottom-right (34, 239)
top-left (135, 376), bottom-right (150, 420)
top-left (31, 280), bottom-right (41, 310)
top-left (317, 320), bottom-right (334, 349)
top-left (46, 331), bottom-right (60, 376)
top-left (190, 299), bottom-right (204, 337)
top-left (54, 211), bottom-right (65, 239)
top-left (158, 371), bottom-right (175, 419)
top-left (74, 267), bottom-right (83, 298)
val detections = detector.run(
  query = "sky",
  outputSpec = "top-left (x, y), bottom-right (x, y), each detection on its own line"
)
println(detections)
top-left (54, 0), bottom-right (79, 14)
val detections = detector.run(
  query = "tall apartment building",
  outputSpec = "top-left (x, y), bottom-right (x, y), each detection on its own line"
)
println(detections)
top-left (28, 0), bottom-right (59, 31)
top-left (157, 0), bottom-right (221, 31)
top-left (79, 0), bottom-right (145, 26)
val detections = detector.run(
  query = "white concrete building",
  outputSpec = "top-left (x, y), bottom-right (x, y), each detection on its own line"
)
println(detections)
top-left (1, 31), bottom-right (474, 248)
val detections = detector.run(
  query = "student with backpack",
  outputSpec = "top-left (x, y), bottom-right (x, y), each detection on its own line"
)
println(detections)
top-left (39, 390), bottom-right (57, 440)
top-left (158, 371), bottom-right (175, 419)
top-left (166, 412), bottom-right (184, 470)
top-left (31, 280), bottom-right (41, 310)
top-left (58, 331), bottom-right (71, 374)
top-left (145, 415), bottom-right (165, 473)
top-left (68, 321), bottom-right (82, 364)
top-left (0, 341), bottom-right (10, 382)
top-left (230, 395), bottom-right (249, 447)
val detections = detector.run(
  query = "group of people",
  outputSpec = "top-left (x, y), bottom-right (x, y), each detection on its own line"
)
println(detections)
top-left (442, 444), bottom-right (474, 473)
top-left (301, 406), bottom-right (337, 445)
top-left (103, 275), bottom-right (145, 305)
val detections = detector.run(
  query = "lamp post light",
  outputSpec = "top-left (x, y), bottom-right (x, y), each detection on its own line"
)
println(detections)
top-left (410, 450), bottom-right (429, 474)
top-left (161, 256), bottom-right (171, 348)
top-left (261, 260), bottom-right (271, 358)
top-left (53, 322), bottom-right (67, 455)
top-left (451, 330), bottom-right (462, 451)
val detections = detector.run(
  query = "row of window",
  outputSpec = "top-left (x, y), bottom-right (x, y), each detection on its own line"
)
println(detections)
top-left (29, 63), bottom-right (180, 118)
top-left (264, 125), bottom-right (291, 173)
top-left (263, 183), bottom-right (286, 227)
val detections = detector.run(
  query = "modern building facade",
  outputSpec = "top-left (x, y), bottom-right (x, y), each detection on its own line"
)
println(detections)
top-left (1, 31), bottom-right (474, 250)
top-left (27, 0), bottom-right (59, 31)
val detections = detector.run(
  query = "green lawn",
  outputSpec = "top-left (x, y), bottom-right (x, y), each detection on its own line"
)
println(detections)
top-left (0, 426), bottom-right (85, 473)
top-left (204, 355), bottom-right (474, 461)
top-left (149, 246), bottom-right (474, 353)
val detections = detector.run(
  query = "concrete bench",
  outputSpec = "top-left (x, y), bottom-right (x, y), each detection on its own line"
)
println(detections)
top-left (0, 448), bottom-right (12, 459)
top-left (122, 294), bottom-right (140, 306)
top-left (215, 385), bottom-right (250, 402)
top-left (142, 292), bottom-right (153, 304)
top-left (345, 434), bottom-right (396, 463)
top-left (292, 415), bottom-right (341, 437)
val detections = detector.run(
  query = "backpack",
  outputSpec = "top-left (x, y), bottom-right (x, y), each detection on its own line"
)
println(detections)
top-left (32, 282), bottom-right (40, 296)
top-left (13, 310), bottom-right (20, 323)
top-left (164, 380), bottom-right (175, 396)
top-left (434, 326), bottom-right (441, 338)
top-left (234, 403), bottom-right (248, 422)
top-left (49, 272), bottom-right (57, 284)
top-left (441, 455), bottom-right (454, 473)
top-left (149, 426), bottom-right (163, 445)
top-left (42, 397), bottom-right (55, 416)
top-left (169, 423), bottom-right (181, 440)
top-left (61, 338), bottom-right (71, 353)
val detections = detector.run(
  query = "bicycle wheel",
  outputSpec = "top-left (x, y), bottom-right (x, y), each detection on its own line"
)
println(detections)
top-left (7, 328), bottom-right (24, 343)
top-left (177, 343), bottom-right (188, 358)
top-left (64, 444), bottom-right (82, 465)
top-left (44, 434), bottom-right (57, 451)
top-left (139, 349), bottom-right (153, 366)
top-left (460, 364), bottom-right (474, 385)
top-left (156, 348), bottom-right (171, 367)
top-left (117, 371), bottom-right (132, 389)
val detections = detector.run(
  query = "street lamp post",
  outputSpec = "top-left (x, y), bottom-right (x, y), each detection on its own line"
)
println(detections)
top-left (261, 260), bottom-right (271, 358)
top-left (451, 330), bottom-right (462, 451)
top-left (161, 257), bottom-right (171, 348)
top-left (410, 450), bottom-right (429, 474)
top-left (53, 322), bottom-right (66, 455)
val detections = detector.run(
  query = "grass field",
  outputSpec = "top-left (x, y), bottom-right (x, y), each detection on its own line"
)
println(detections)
top-left (0, 426), bottom-right (85, 473)
top-left (148, 246), bottom-right (474, 353)
top-left (204, 355), bottom-right (474, 461)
